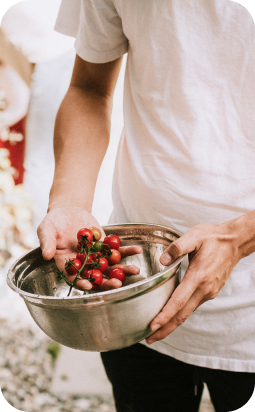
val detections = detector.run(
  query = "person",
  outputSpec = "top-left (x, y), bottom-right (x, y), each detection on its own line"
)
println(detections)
top-left (0, 33), bottom-right (30, 184)
top-left (1, 0), bottom-right (75, 228)
top-left (37, 0), bottom-right (255, 411)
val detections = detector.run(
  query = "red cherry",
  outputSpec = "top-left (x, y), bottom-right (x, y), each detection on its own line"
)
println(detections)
top-left (108, 249), bottom-right (121, 265)
top-left (109, 268), bottom-right (125, 283)
top-left (83, 269), bottom-right (103, 286)
top-left (77, 228), bottom-right (93, 244)
top-left (103, 234), bottom-right (121, 250)
top-left (65, 258), bottom-right (82, 276)
top-left (98, 257), bottom-right (108, 272)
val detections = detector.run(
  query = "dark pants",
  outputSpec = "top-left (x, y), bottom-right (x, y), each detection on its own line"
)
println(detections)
top-left (101, 343), bottom-right (255, 412)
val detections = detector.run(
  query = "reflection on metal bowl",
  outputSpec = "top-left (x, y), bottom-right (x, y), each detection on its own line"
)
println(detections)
top-left (7, 223), bottom-right (185, 352)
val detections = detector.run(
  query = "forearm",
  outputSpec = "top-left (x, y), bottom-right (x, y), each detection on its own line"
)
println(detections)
top-left (49, 85), bottom-right (112, 212)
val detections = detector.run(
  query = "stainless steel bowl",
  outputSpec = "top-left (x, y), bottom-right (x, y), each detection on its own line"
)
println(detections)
top-left (7, 223), bottom-right (185, 352)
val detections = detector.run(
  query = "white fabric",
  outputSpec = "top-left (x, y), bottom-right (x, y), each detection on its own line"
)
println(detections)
top-left (1, 0), bottom-right (74, 63)
top-left (0, 65), bottom-right (30, 128)
top-left (55, 0), bottom-right (255, 372)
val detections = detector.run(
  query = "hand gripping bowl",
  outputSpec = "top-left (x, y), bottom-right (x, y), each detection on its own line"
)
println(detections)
top-left (7, 224), bottom-right (185, 352)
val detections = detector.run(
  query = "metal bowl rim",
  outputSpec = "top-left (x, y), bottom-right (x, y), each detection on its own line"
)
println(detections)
top-left (7, 222), bottom-right (185, 301)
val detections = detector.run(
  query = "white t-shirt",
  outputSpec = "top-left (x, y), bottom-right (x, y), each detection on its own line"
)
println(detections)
top-left (55, 0), bottom-right (255, 372)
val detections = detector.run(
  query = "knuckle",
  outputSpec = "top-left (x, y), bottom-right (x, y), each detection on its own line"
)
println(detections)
top-left (170, 241), bottom-right (183, 257)
top-left (203, 285), bottom-right (213, 296)
top-left (172, 297), bottom-right (186, 312)
top-left (197, 273), bottom-right (209, 286)
top-left (202, 283), bottom-right (219, 300)
top-left (157, 313), bottom-right (170, 326)
top-left (175, 315), bottom-right (188, 326)
top-left (208, 291), bottom-right (218, 300)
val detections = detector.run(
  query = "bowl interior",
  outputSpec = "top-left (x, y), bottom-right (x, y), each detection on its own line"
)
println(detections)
top-left (9, 224), bottom-right (182, 299)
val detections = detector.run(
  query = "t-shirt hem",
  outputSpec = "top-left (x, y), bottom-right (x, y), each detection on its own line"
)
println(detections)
top-left (140, 341), bottom-right (255, 373)
top-left (75, 39), bottom-right (128, 64)
top-left (54, 20), bottom-right (77, 37)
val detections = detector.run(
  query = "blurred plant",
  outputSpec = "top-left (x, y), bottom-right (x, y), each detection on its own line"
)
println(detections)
top-left (0, 147), bottom-right (34, 266)
top-left (46, 342), bottom-right (61, 361)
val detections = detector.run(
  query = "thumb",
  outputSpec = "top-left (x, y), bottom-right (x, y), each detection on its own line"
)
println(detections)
top-left (160, 231), bottom-right (198, 266)
top-left (37, 221), bottom-right (57, 260)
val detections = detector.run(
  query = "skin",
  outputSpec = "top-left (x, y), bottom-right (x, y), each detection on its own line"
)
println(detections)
top-left (38, 55), bottom-right (142, 291)
top-left (37, 54), bottom-right (255, 343)
top-left (146, 214), bottom-right (255, 344)
top-left (38, 207), bottom-right (142, 291)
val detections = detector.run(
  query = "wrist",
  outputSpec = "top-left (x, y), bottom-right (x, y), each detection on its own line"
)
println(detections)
top-left (219, 211), bottom-right (255, 260)
top-left (47, 204), bottom-right (91, 213)
top-left (48, 192), bottom-right (92, 213)
top-left (48, 183), bottom-right (93, 213)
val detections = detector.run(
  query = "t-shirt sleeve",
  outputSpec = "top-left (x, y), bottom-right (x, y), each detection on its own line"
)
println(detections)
top-left (55, 0), bottom-right (128, 63)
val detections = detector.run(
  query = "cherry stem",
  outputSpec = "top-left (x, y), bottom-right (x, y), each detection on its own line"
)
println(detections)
top-left (55, 239), bottom-right (112, 297)
top-left (66, 245), bottom-right (93, 297)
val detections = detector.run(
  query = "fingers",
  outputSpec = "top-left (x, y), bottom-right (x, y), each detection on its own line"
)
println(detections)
top-left (74, 246), bottom-right (141, 291)
top-left (75, 278), bottom-right (93, 291)
top-left (146, 288), bottom-right (204, 344)
top-left (160, 230), bottom-right (200, 265)
top-left (100, 278), bottom-right (122, 291)
top-left (119, 246), bottom-right (143, 258)
top-left (146, 260), bottom-right (220, 344)
top-left (41, 237), bottom-right (57, 260)
top-left (76, 278), bottom-right (122, 292)
top-left (37, 221), bottom-right (57, 260)
top-left (58, 269), bottom-right (93, 291)
top-left (149, 273), bottom-right (198, 334)
top-left (146, 223), bottom-right (237, 344)
top-left (107, 264), bottom-right (140, 276)
top-left (122, 264), bottom-right (140, 275)
top-left (106, 245), bottom-right (142, 277)
top-left (64, 273), bottom-right (123, 292)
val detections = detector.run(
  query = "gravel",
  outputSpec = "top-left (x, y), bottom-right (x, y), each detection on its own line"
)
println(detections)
top-left (0, 262), bottom-right (116, 412)
top-left (1, 259), bottom-right (214, 412)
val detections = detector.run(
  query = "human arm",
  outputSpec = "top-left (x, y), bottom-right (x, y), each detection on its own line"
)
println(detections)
top-left (37, 55), bottom-right (141, 290)
top-left (146, 211), bottom-right (255, 344)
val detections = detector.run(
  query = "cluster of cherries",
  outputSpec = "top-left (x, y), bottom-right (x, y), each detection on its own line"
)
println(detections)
top-left (57, 227), bottom-right (125, 295)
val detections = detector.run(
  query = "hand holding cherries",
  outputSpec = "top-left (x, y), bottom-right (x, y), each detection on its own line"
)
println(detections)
top-left (56, 227), bottom-right (126, 296)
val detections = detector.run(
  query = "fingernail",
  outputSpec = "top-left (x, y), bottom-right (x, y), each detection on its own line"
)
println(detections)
top-left (147, 339), bottom-right (156, 345)
top-left (151, 323), bottom-right (161, 332)
top-left (160, 252), bottom-right (172, 266)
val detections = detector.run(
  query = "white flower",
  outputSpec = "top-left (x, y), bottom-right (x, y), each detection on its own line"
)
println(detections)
top-left (0, 171), bottom-right (15, 192)
top-left (0, 157), bottom-right (11, 170)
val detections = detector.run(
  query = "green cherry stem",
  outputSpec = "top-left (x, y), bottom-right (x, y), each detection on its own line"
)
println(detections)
top-left (67, 246), bottom-right (92, 297)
